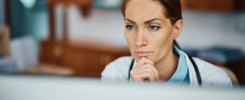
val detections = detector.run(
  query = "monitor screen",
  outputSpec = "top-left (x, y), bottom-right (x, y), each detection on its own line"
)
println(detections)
top-left (0, 75), bottom-right (244, 100)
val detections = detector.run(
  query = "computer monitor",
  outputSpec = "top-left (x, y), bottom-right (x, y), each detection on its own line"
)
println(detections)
top-left (0, 75), bottom-right (244, 100)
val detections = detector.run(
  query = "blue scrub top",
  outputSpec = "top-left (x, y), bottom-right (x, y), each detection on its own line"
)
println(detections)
top-left (168, 46), bottom-right (190, 84)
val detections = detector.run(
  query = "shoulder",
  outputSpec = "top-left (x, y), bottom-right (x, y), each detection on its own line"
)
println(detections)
top-left (193, 58), bottom-right (233, 87)
top-left (101, 56), bottom-right (133, 81)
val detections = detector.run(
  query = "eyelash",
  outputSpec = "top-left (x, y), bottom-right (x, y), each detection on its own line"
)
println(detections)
top-left (125, 25), bottom-right (136, 31)
top-left (148, 25), bottom-right (161, 31)
top-left (125, 24), bottom-right (161, 31)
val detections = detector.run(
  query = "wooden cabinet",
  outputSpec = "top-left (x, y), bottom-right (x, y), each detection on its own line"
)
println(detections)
top-left (0, 26), bottom-right (10, 57)
top-left (41, 0), bottom-right (130, 78)
top-left (181, 0), bottom-right (234, 12)
top-left (40, 40), bottom-right (65, 65)
top-left (40, 40), bottom-right (130, 77)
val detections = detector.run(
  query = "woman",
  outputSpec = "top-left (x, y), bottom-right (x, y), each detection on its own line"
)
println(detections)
top-left (101, 0), bottom-right (232, 87)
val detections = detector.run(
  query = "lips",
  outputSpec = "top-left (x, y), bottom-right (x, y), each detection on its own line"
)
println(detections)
top-left (135, 51), bottom-right (152, 57)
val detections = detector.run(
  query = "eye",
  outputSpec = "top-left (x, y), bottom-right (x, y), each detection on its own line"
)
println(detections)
top-left (149, 25), bottom-right (160, 31)
top-left (125, 25), bottom-right (135, 31)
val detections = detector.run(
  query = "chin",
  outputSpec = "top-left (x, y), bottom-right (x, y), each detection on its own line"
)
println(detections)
top-left (133, 56), bottom-right (139, 62)
top-left (133, 55), bottom-right (154, 62)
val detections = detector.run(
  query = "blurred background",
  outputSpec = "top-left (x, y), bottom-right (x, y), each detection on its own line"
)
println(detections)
top-left (0, 0), bottom-right (245, 86)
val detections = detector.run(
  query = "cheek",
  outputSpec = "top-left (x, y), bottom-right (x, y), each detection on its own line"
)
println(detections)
top-left (150, 29), bottom-right (174, 61)
top-left (125, 32), bottom-right (133, 46)
top-left (125, 33), bottom-right (135, 53)
top-left (151, 29), bottom-right (172, 49)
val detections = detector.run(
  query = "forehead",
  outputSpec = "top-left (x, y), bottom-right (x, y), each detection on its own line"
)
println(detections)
top-left (125, 0), bottom-right (167, 21)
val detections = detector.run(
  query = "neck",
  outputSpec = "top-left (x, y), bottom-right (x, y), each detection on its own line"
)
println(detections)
top-left (155, 49), bottom-right (179, 81)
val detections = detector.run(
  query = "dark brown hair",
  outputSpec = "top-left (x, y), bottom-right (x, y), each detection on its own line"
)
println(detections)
top-left (121, 0), bottom-right (182, 48)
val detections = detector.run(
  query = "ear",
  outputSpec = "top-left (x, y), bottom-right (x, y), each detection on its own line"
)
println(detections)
top-left (173, 19), bottom-right (183, 39)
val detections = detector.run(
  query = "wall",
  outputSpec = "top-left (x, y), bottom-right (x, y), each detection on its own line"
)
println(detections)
top-left (179, 12), bottom-right (245, 50)
top-left (67, 7), bottom-right (126, 47)
top-left (0, 0), bottom-right (4, 26)
top-left (66, 8), bottom-right (245, 52)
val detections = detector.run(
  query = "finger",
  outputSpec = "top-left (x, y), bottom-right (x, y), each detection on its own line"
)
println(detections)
top-left (135, 57), bottom-right (146, 68)
top-left (136, 57), bottom-right (154, 68)
top-left (136, 64), bottom-right (159, 81)
top-left (142, 57), bottom-right (154, 65)
top-left (130, 65), bottom-right (157, 82)
top-left (151, 66), bottom-right (160, 81)
top-left (130, 71), bottom-right (146, 82)
top-left (140, 64), bottom-right (158, 82)
top-left (130, 64), bottom-right (153, 75)
top-left (131, 71), bottom-right (155, 82)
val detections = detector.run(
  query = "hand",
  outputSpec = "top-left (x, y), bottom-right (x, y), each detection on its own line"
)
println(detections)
top-left (130, 57), bottom-right (160, 82)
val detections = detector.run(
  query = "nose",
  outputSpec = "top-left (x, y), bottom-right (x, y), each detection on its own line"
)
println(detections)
top-left (136, 29), bottom-right (147, 47)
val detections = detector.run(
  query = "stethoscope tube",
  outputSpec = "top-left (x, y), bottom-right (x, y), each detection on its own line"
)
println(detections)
top-left (187, 54), bottom-right (202, 86)
top-left (128, 54), bottom-right (202, 86)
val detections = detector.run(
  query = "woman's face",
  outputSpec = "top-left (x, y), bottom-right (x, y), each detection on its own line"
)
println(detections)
top-left (124, 0), bottom-right (181, 63)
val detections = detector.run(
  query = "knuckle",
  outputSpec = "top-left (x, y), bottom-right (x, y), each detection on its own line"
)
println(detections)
top-left (147, 68), bottom-right (151, 72)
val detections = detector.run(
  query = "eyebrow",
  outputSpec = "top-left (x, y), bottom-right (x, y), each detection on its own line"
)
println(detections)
top-left (124, 18), bottom-right (163, 24)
